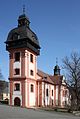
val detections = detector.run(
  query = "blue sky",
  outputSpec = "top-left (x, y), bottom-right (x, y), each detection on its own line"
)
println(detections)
top-left (0, 0), bottom-right (80, 80)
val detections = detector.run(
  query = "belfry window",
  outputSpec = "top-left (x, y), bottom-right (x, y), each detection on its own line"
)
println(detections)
top-left (15, 52), bottom-right (20, 62)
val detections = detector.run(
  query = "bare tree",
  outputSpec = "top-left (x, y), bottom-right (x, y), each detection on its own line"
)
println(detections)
top-left (63, 52), bottom-right (80, 110)
top-left (0, 69), bottom-right (4, 80)
top-left (0, 69), bottom-right (6, 100)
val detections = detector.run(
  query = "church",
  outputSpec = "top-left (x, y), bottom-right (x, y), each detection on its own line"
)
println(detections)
top-left (5, 11), bottom-right (69, 108)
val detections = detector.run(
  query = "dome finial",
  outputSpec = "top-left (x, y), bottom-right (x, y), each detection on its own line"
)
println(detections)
top-left (23, 4), bottom-right (25, 14)
top-left (18, 4), bottom-right (30, 27)
top-left (54, 57), bottom-right (60, 75)
top-left (56, 57), bottom-right (58, 65)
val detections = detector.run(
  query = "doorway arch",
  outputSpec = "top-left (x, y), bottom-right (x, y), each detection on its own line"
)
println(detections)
top-left (14, 97), bottom-right (21, 106)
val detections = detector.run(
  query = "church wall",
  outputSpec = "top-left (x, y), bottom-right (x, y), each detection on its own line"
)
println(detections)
top-left (50, 85), bottom-right (54, 105)
top-left (9, 49), bottom-right (25, 78)
top-left (39, 82), bottom-right (42, 106)
top-left (26, 79), bottom-right (37, 107)
top-left (28, 52), bottom-right (37, 79)
top-left (9, 81), bottom-right (13, 105)
top-left (11, 81), bottom-right (22, 106)
top-left (25, 80), bottom-right (27, 107)
top-left (21, 51), bottom-right (26, 77)
top-left (54, 85), bottom-right (56, 106)
top-left (56, 85), bottom-right (58, 105)
top-left (44, 83), bottom-right (50, 106)
top-left (60, 85), bottom-right (69, 107)
top-left (42, 82), bottom-right (45, 106)
top-left (29, 82), bottom-right (35, 106)
top-left (25, 50), bottom-right (28, 77)
top-left (13, 62), bottom-right (21, 77)
top-left (37, 82), bottom-right (39, 106)
top-left (21, 80), bottom-right (26, 107)
top-left (9, 51), bottom-right (14, 78)
top-left (12, 94), bottom-right (22, 106)
top-left (41, 83), bottom-right (61, 107)
top-left (13, 81), bottom-right (21, 95)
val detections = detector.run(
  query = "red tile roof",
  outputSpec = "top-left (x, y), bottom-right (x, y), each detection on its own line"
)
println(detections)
top-left (37, 69), bottom-right (54, 84)
top-left (49, 75), bottom-right (63, 85)
top-left (37, 69), bottom-right (63, 85)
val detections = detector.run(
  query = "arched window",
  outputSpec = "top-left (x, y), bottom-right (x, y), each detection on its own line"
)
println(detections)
top-left (52, 90), bottom-right (53, 96)
top-left (30, 84), bottom-right (34, 92)
top-left (30, 70), bottom-right (34, 76)
top-left (46, 88), bottom-right (48, 97)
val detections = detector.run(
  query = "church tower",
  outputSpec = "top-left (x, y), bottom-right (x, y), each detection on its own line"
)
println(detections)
top-left (54, 59), bottom-right (60, 75)
top-left (5, 12), bottom-right (40, 107)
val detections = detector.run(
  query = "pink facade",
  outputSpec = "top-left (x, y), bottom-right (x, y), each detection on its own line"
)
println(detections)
top-left (9, 50), bottom-right (69, 108)
top-left (9, 49), bottom-right (38, 107)
top-left (36, 70), bottom-right (69, 108)
top-left (5, 12), bottom-right (69, 108)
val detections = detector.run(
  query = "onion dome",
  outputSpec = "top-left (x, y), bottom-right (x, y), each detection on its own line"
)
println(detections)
top-left (54, 58), bottom-right (60, 75)
top-left (5, 13), bottom-right (40, 55)
top-left (54, 65), bottom-right (60, 75)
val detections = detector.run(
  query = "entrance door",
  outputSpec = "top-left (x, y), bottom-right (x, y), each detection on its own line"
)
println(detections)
top-left (14, 97), bottom-right (21, 106)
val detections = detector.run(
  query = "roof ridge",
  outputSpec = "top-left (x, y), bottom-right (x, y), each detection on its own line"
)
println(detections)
top-left (37, 69), bottom-right (52, 76)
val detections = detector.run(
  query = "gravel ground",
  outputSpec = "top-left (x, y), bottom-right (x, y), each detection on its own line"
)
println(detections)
top-left (0, 105), bottom-right (80, 119)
